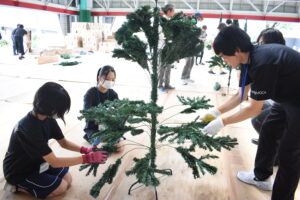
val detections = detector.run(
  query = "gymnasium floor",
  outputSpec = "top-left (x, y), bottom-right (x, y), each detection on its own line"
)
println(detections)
top-left (0, 50), bottom-right (299, 200)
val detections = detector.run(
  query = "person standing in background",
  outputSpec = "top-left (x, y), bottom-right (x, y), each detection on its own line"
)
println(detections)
top-left (158, 4), bottom-right (176, 92)
top-left (226, 19), bottom-right (232, 26)
top-left (11, 24), bottom-right (20, 56)
top-left (196, 25), bottom-right (207, 65)
top-left (181, 12), bottom-right (203, 85)
top-left (13, 24), bottom-right (27, 60)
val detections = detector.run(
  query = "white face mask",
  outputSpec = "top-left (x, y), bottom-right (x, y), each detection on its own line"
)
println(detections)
top-left (102, 80), bottom-right (115, 89)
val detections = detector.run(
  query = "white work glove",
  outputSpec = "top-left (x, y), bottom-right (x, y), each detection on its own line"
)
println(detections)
top-left (201, 108), bottom-right (221, 123)
top-left (203, 117), bottom-right (225, 136)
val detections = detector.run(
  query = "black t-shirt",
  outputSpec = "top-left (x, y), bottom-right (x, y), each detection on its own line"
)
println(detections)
top-left (83, 87), bottom-right (119, 136)
top-left (239, 44), bottom-right (300, 103)
top-left (3, 112), bottom-right (64, 185)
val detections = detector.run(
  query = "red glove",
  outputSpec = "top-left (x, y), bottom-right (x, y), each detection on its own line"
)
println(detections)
top-left (82, 151), bottom-right (108, 164)
top-left (80, 146), bottom-right (93, 154)
top-left (80, 139), bottom-right (101, 154)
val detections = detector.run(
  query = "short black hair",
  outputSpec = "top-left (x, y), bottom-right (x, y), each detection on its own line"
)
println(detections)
top-left (33, 82), bottom-right (71, 122)
top-left (19, 24), bottom-right (24, 29)
top-left (97, 65), bottom-right (116, 83)
top-left (202, 25), bottom-right (207, 30)
top-left (161, 4), bottom-right (174, 15)
top-left (256, 28), bottom-right (285, 45)
top-left (217, 23), bottom-right (226, 31)
top-left (226, 19), bottom-right (232, 25)
top-left (213, 25), bottom-right (253, 56)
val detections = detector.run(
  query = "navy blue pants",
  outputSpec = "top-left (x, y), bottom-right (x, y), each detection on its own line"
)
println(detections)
top-left (254, 102), bottom-right (300, 200)
top-left (14, 36), bottom-right (25, 55)
top-left (17, 166), bottom-right (69, 199)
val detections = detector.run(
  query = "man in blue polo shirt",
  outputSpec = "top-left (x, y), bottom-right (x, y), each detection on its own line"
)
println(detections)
top-left (202, 26), bottom-right (300, 200)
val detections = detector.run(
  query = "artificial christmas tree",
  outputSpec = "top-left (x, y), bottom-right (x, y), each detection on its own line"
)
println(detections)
top-left (79, 3), bottom-right (238, 199)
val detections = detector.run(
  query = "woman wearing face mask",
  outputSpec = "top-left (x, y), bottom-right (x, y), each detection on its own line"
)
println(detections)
top-left (83, 65), bottom-right (119, 143)
top-left (3, 82), bottom-right (108, 199)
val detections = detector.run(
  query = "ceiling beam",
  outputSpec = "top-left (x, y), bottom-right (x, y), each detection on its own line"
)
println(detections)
top-left (268, 0), bottom-right (287, 14)
top-left (66, 0), bottom-right (73, 8)
top-left (102, 0), bottom-right (108, 10)
top-left (181, 0), bottom-right (194, 10)
top-left (107, 0), bottom-right (110, 10)
top-left (264, 0), bottom-right (270, 13)
top-left (230, 0), bottom-right (233, 12)
top-left (197, 0), bottom-right (199, 10)
top-left (121, 0), bottom-right (133, 9)
top-left (133, 0), bottom-right (138, 9)
top-left (94, 0), bottom-right (104, 8)
top-left (246, 0), bottom-right (261, 12)
top-left (213, 0), bottom-right (226, 11)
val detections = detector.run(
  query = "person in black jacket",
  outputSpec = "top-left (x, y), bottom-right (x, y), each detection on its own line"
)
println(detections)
top-left (11, 24), bottom-right (20, 56)
top-left (3, 82), bottom-right (107, 199)
top-left (83, 65), bottom-right (119, 143)
top-left (13, 24), bottom-right (27, 60)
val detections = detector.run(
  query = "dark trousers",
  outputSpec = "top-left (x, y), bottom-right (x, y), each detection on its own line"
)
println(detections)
top-left (11, 37), bottom-right (17, 55)
top-left (195, 49), bottom-right (204, 65)
top-left (14, 36), bottom-right (25, 55)
top-left (254, 102), bottom-right (300, 200)
top-left (252, 100), bottom-right (279, 164)
top-left (251, 100), bottom-right (274, 133)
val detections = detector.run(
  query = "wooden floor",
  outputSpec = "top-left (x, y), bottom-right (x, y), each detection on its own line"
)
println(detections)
top-left (0, 51), bottom-right (299, 200)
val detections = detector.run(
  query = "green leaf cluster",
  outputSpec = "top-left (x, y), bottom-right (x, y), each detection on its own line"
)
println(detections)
top-left (60, 54), bottom-right (71, 59)
top-left (206, 55), bottom-right (228, 69)
top-left (177, 96), bottom-right (213, 113)
top-left (160, 13), bottom-right (202, 66)
top-left (158, 120), bottom-right (237, 151)
top-left (0, 40), bottom-right (9, 47)
top-left (176, 147), bottom-right (218, 178)
top-left (113, 6), bottom-right (158, 71)
top-left (58, 61), bottom-right (81, 66)
top-left (214, 82), bottom-right (221, 91)
top-left (126, 153), bottom-right (172, 186)
top-left (90, 159), bottom-right (122, 198)
top-left (79, 99), bottom-right (163, 144)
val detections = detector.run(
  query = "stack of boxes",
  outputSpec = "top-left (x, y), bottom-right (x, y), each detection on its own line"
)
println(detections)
top-left (65, 22), bottom-right (117, 52)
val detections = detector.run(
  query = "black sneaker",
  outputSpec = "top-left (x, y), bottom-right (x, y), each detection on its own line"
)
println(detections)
top-left (208, 71), bottom-right (216, 74)
top-left (251, 138), bottom-right (259, 145)
top-left (220, 72), bottom-right (227, 75)
top-left (165, 85), bottom-right (175, 90)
